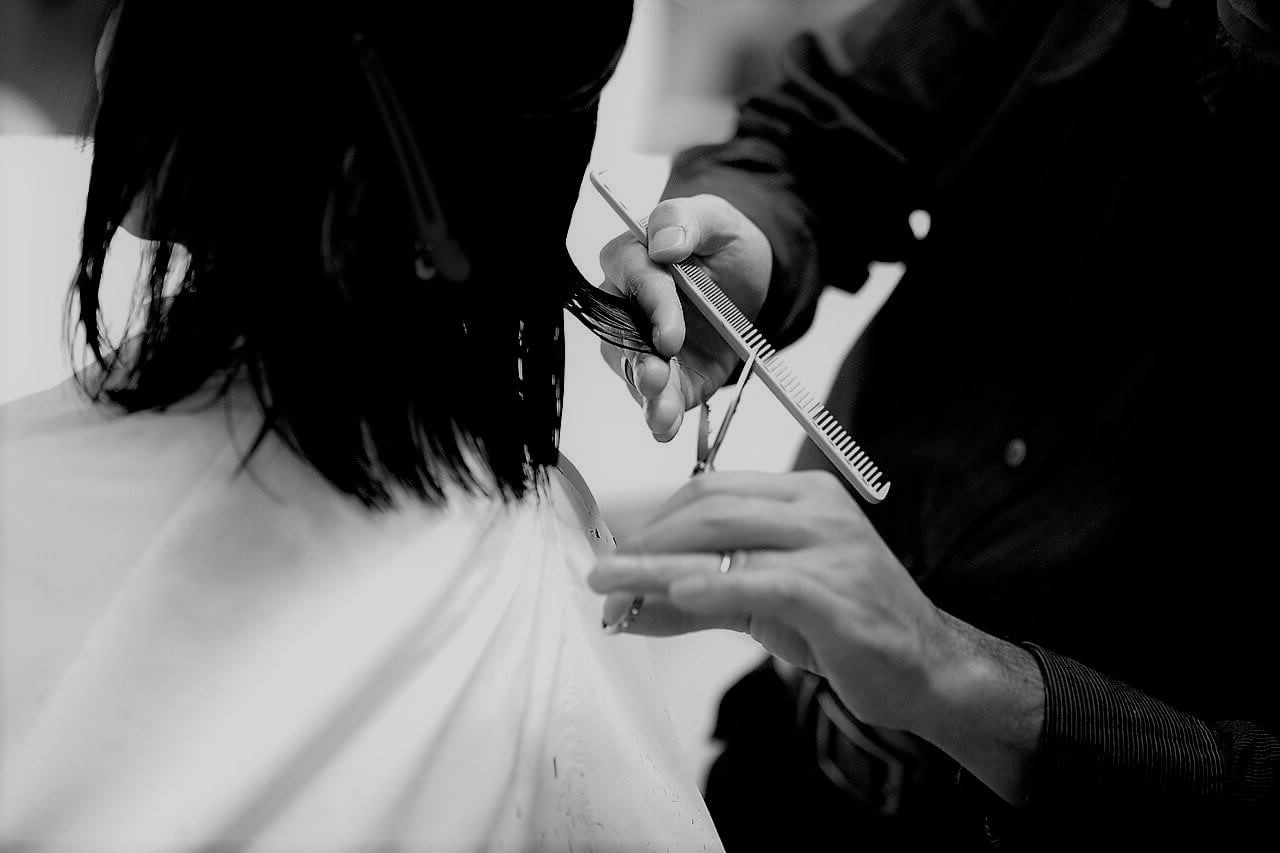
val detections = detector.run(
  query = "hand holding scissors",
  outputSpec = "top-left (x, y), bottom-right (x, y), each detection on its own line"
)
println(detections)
top-left (604, 352), bottom-right (757, 634)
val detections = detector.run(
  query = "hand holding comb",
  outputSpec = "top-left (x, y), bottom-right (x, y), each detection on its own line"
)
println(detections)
top-left (589, 170), bottom-right (890, 504)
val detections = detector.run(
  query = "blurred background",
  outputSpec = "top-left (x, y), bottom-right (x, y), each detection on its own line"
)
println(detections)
top-left (0, 0), bottom-right (893, 786)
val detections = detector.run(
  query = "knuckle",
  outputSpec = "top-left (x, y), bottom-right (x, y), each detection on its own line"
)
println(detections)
top-left (635, 553), bottom-right (660, 576)
top-left (603, 231), bottom-right (636, 255)
top-left (619, 266), bottom-right (657, 300)
top-left (816, 506), bottom-right (848, 531)
top-left (597, 233), bottom-right (629, 271)
top-left (804, 469), bottom-right (841, 492)
top-left (683, 475), bottom-right (713, 502)
top-left (621, 551), bottom-right (656, 579)
top-left (796, 514), bottom-right (825, 542)
top-left (769, 575), bottom-right (805, 609)
top-left (814, 544), bottom-right (848, 574)
top-left (649, 198), bottom-right (685, 226)
top-left (699, 495), bottom-right (744, 533)
top-left (658, 285), bottom-right (682, 312)
top-left (600, 235), bottom-right (649, 282)
top-left (690, 193), bottom-right (728, 220)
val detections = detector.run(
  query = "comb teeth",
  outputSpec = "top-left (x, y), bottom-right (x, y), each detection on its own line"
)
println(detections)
top-left (673, 260), bottom-right (890, 503)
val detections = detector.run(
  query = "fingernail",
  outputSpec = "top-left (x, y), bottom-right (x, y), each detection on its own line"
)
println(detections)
top-left (622, 357), bottom-right (636, 388)
top-left (650, 226), bottom-right (686, 255)
top-left (652, 327), bottom-right (662, 352)
top-left (634, 358), bottom-right (646, 388)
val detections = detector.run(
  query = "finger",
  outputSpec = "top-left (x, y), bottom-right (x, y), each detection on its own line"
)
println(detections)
top-left (595, 274), bottom-right (669, 393)
top-left (645, 195), bottom-right (746, 264)
top-left (600, 248), bottom-right (732, 413)
top-left (600, 592), bottom-right (744, 637)
top-left (618, 496), bottom-right (814, 553)
top-left (634, 353), bottom-right (672, 399)
top-left (668, 569), bottom-right (826, 629)
top-left (590, 550), bottom-right (757, 596)
top-left (634, 470), bottom-right (837, 530)
top-left (601, 590), bottom-right (640, 628)
top-left (661, 579), bottom-right (818, 672)
top-left (599, 340), bottom-right (646, 407)
top-left (599, 233), bottom-right (684, 356)
top-left (646, 356), bottom-right (688, 441)
top-left (598, 326), bottom-right (696, 442)
top-left (648, 356), bottom-right (733, 431)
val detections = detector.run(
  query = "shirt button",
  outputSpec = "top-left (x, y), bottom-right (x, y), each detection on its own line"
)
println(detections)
top-left (1004, 438), bottom-right (1028, 468)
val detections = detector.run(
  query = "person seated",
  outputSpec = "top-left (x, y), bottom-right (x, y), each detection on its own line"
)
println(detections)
top-left (0, 3), bottom-right (720, 849)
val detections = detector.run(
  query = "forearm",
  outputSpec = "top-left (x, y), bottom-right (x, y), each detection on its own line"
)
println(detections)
top-left (911, 614), bottom-right (1280, 832)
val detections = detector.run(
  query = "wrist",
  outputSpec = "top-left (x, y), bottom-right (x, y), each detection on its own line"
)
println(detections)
top-left (913, 610), bottom-right (996, 743)
top-left (912, 611), bottom-right (1045, 804)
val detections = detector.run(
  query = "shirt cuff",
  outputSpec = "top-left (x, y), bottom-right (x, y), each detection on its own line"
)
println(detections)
top-left (1022, 643), bottom-right (1222, 808)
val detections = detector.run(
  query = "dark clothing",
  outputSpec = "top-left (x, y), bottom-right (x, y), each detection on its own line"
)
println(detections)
top-left (1021, 646), bottom-right (1280, 830)
top-left (666, 0), bottom-right (1279, 845)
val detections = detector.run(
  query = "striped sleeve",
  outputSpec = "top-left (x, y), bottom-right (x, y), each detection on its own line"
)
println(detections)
top-left (1022, 644), bottom-right (1280, 822)
top-left (1026, 644), bottom-right (1221, 801)
top-left (972, 645), bottom-right (1280, 847)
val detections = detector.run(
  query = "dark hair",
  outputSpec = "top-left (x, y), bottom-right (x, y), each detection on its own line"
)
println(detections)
top-left (72, 2), bottom-right (650, 508)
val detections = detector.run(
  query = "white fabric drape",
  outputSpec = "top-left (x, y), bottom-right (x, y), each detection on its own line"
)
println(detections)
top-left (0, 379), bottom-right (721, 851)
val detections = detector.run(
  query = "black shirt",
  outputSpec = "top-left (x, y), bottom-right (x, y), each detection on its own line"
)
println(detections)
top-left (666, 0), bottom-right (1279, 843)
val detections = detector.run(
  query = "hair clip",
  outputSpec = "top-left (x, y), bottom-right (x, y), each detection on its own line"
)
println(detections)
top-left (352, 33), bottom-right (472, 284)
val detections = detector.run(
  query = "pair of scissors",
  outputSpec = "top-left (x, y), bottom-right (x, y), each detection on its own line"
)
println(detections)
top-left (692, 350), bottom-right (757, 478)
top-left (605, 352), bottom-right (758, 634)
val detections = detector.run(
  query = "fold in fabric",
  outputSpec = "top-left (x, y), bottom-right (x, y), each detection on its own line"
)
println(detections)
top-left (0, 379), bottom-right (720, 850)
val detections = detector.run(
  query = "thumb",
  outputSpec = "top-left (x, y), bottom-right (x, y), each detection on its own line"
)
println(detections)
top-left (646, 194), bottom-right (745, 264)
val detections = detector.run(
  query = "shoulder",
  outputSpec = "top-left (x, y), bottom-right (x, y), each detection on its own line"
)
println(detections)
top-left (0, 378), bottom-right (101, 443)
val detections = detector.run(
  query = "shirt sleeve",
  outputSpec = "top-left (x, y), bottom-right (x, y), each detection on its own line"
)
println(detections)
top-left (1017, 644), bottom-right (1279, 831)
top-left (1217, 0), bottom-right (1280, 53)
top-left (661, 0), bottom-right (1064, 346)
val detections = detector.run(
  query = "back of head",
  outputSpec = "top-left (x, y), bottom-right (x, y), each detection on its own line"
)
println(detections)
top-left (75, 1), bottom-right (635, 508)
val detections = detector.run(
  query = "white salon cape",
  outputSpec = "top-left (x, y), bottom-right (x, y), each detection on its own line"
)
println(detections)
top-left (0, 379), bottom-right (722, 851)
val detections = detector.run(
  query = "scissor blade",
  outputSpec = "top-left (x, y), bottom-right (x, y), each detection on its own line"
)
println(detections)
top-left (705, 351), bottom-right (757, 466)
top-left (696, 401), bottom-right (712, 466)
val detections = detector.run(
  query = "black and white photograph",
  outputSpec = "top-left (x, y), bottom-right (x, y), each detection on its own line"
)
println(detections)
top-left (1, 0), bottom-right (1277, 849)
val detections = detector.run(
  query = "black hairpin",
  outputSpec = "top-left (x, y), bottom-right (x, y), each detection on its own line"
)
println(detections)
top-left (352, 32), bottom-right (472, 284)
top-left (350, 32), bottom-right (656, 357)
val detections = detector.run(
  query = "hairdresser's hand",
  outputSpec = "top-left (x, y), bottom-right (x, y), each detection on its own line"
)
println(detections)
top-left (599, 195), bottom-right (772, 442)
top-left (588, 470), bottom-right (957, 735)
